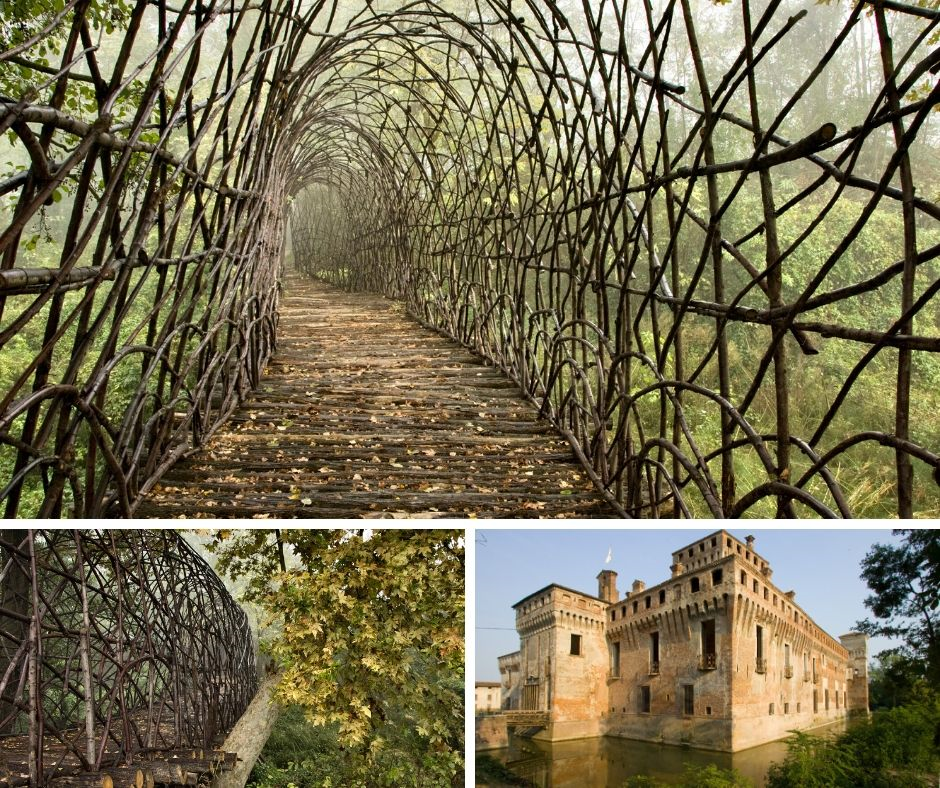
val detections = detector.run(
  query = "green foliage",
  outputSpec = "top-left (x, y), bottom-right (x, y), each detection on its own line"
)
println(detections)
top-left (857, 529), bottom-right (940, 683)
top-left (247, 706), bottom-right (362, 788)
top-left (841, 688), bottom-right (940, 779)
top-left (765, 731), bottom-right (861, 788)
top-left (671, 181), bottom-right (940, 517)
top-left (209, 530), bottom-right (464, 787)
top-left (868, 652), bottom-right (925, 709)
top-left (766, 691), bottom-right (940, 788)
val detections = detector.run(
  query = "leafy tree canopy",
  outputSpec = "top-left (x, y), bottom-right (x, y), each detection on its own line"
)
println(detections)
top-left (856, 529), bottom-right (940, 683)
top-left (868, 651), bottom-right (927, 709)
top-left (207, 528), bottom-right (464, 787)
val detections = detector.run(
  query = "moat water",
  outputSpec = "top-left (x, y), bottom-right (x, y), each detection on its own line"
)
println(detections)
top-left (483, 720), bottom-right (851, 787)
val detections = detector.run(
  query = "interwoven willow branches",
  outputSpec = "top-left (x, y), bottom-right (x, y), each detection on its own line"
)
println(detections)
top-left (0, 529), bottom-right (256, 784)
top-left (1, 0), bottom-right (938, 517)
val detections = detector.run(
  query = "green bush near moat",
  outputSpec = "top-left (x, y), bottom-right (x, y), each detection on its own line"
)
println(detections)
top-left (765, 687), bottom-right (940, 788)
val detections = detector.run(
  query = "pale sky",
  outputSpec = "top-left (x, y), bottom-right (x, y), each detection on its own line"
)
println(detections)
top-left (475, 528), bottom-right (909, 681)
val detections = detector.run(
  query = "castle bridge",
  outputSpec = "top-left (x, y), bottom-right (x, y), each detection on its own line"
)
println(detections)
top-left (0, 530), bottom-right (269, 787)
top-left (1, 0), bottom-right (938, 518)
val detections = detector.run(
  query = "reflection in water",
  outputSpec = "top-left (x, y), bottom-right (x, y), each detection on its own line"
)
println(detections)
top-left (489, 721), bottom-right (852, 787)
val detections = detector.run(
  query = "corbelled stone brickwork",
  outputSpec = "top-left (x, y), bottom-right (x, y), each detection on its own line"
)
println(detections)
top-left (497, 531), bottom-right (869, 752)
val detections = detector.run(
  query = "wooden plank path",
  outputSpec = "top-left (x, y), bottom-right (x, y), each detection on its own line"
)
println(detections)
top-left (138, 273), bottom-right (617, 518)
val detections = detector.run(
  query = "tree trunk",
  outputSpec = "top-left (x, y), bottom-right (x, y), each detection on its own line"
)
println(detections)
top-left (210, 675), bottom-right (280, 788)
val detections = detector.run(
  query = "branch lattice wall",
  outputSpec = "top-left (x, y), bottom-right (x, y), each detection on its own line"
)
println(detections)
top-left (0, 530), bottom-right (256, 783)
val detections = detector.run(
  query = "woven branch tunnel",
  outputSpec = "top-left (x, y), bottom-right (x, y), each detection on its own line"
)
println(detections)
top-left (0, 529), bottom-right (256, 784)
top-left (1, 0), bottom-right (938, 518)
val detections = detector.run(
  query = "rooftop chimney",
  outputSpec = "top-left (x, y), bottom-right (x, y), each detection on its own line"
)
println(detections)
top-left (597, 570), bottom-right (618, 603)
top-left (631, 579), bottom-right (646, 595)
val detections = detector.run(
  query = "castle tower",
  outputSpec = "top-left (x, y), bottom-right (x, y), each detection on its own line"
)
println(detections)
top-left (840, 632), bottom-right (870, 715)
top-left (597, 570), bottom-right (619, 603)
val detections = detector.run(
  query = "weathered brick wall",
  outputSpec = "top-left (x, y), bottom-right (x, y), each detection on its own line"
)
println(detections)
top-left (730, 557), bottom-right (856, 750)
top-left (475, 715), bottom-right (509, 751)
top-left (498, 651), bottom-right (521, 710)
top-left (840, 632), bottom-right (870, 715)
top-left (549, 592), bottom-right (606, 738)
top-left (515, 585), bottom-right (607, 739)
top-left (605, 557), bottom-right (734, 750)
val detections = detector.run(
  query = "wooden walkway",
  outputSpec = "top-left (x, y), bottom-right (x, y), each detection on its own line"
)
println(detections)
top-left (139, 273), bottom-right (616, 518)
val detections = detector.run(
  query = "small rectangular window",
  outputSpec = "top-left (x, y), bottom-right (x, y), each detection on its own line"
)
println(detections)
top-left (825, 689), bottom-right (830, 710)
top-left (769, 703), bottom-right (775, 715)
top-left (570, 634), bottom-right (582, 656)
top-left (711, 568), bottom-right (723, 586)
top-left (645, 595), bottom-right (651, 609)
top-left (611, 610), bottom-right (616, 621)
top-left (701, 620), bottom-right (716, 669)
top-left (659, 589), bottom-right (666, 604)
top-left (683, 684), bottom-right (694, 715)
top-left (740, 570), bottom-right (746, 584)
top-left (753, 579), bottom-right (758, 592)
top-left (610, 641), bottom-right (621, 677)
top-left (691, 577), bottom-right (700, 592)
top-left (813, 690), bottom-right (818, 713)
top-left (784, 702), bottom-right (789, 714)
top-left (640, 686), bottom-right (651, 713)
top-left (633, 600), bottom-right (639, 613)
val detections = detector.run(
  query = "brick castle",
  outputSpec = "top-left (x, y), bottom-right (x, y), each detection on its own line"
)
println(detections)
top-left (493, 530), bottom-right (868, 752)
